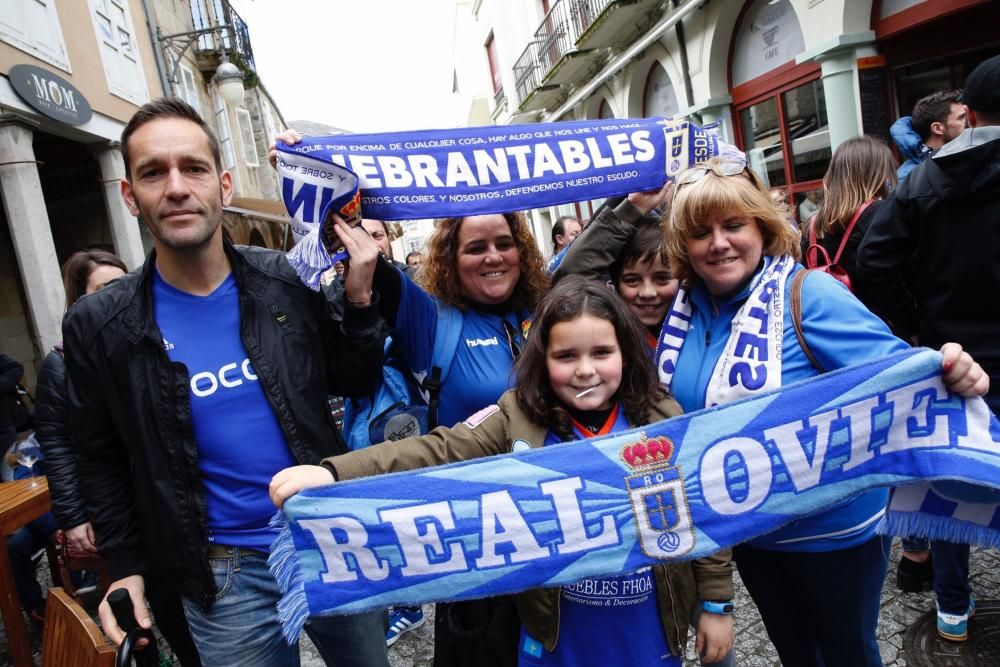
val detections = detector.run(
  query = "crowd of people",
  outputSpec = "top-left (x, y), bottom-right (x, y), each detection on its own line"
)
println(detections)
top-left (3, 52), bottom-right (998, 667)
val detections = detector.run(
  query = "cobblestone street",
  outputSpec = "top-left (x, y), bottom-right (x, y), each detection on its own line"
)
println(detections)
top-left (2, 542), bottom-right (996, 665)
top-left (310, 542), bottom-right (1000, 667)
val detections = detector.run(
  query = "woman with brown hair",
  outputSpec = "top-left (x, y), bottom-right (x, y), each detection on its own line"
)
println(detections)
top-left (34, 249), bottom-right (201, 665)
top-left (801, 135), bottom-right (909, 333)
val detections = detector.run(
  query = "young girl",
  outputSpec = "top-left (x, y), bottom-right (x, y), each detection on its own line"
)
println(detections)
top-left (271, 276), bottom-right (734, 666)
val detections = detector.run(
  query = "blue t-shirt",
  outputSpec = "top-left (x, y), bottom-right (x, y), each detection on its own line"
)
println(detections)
top-left (668, 262), bottom-right (909, 551)
top-left (521, 407), bottom-right (680, 667)
top-left (393, 273), bottom-right (528, 428)
top-left (153, 270), bottom-right (296, 552)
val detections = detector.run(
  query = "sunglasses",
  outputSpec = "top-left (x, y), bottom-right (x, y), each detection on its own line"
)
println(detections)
top-left (502, 319), bottom-right (522, 360)
top-left (675, 158), bottom-right (749, 188)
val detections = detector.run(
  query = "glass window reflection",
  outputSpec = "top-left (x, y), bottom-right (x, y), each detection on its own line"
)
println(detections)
top-left (783, 80), bottom-right (831, 183)
top-left (740, 98), bottom-right (785, 187)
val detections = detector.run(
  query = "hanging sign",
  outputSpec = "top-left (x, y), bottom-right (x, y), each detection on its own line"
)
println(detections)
top-left (9, 64), bottom-right (93, 126)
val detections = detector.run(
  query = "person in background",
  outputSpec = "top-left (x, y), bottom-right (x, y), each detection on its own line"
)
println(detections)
top-left (0, 353), bottom-right (23, 456)
top-left (797, 190), bottom-right (820, 223)
top-left (5, 436), bottom-right (55, 631)
top-left (891, 89), bottom-right (966, 181)
top-left (405, 251), bottom-right (423, 269)
top-left (552, 186), bottom-right (677, 353)
top-left (550, 215), bottom-right (582, 256)
top-left (860, 54), bottom-right (1000, 642)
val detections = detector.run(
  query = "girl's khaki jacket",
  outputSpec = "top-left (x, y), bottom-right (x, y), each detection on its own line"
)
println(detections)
top-left (327, 391), bottom-right (734, 656)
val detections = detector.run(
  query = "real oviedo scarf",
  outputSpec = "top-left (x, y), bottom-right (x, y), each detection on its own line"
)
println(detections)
top-left (656, 255), bottom-right (794, 406)
top-left (270, 349), bottom-right (1000, 642)
top-left (273, 118), bottom-right (740, 288)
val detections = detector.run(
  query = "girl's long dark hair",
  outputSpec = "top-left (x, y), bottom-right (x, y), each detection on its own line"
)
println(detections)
top-left (514, 275), bottom-right (664, 441)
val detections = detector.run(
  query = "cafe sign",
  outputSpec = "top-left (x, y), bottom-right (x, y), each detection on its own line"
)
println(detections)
top-left (9, 64), bottom-right (92, 126)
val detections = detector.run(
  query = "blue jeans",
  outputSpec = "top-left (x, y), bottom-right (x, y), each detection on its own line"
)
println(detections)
top-left (931, 540), bottom-right (971, 614)
top-left (182, 548), bottom-right (389, 667)
top-left (734, 536), bottom-right (889, 667)
top-left (8, 511), bottom-right (57, 616)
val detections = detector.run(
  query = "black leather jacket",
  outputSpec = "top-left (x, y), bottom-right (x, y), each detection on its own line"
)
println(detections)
top-left (63, 243), bottom-right (384, 609)
top-left (34, 348), bottom-right (90, 531)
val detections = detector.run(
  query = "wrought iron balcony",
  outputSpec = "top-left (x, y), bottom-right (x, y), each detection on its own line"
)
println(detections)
top-left (512, 0), bottom-right (665, 112)
top-left (188, 0), bottom-right (256, 77)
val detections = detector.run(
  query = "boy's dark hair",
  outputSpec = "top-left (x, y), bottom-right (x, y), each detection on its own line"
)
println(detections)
top-left (514, 275), bottom-right (664, 440)
top-left (120, 97), bottom-right (222, 179)
top-left (911, 90), bottom-right (962, 143)
top-left (609, 220), bottom-right (669, 286)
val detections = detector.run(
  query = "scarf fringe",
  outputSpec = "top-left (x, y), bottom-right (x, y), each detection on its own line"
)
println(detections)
top-left (285, 230), bottom-right (331, 291)
top-left (268, 513), bottom-right (309, 644)
top-left (881, 510), bottom-right (1000, 550)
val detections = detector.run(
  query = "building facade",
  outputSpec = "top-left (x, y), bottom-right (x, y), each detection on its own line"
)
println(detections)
top-left (1, 0), bottom-right (161, 387)
top-left (1, 0), bottom-right (292, 389)
top-left (455, 0), bottom-right (1000, 255)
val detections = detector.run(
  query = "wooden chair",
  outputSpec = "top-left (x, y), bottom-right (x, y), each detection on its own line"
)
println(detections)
top-left (41, 587), bottom-right (115, 667)
top-left (55, 530), bottom-right (112, 601)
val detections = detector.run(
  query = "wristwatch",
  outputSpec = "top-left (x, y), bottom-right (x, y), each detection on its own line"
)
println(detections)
top-left (702, 600), bottom-right (734, 615)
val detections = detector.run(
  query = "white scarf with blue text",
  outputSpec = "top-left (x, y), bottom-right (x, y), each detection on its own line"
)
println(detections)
top-left (656, 255), bottom-right (794, 405)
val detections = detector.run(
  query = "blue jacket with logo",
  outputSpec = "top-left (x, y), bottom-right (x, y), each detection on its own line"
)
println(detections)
top-left (668, 258), bottom-right (909, 551)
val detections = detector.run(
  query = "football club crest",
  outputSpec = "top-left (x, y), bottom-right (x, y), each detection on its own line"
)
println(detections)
top-left (622, 436), bottom-right (695, 559)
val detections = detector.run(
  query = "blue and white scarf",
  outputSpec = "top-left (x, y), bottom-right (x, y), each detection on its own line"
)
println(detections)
top-left (270, 349), bottom-right (1000, 642)
top-left (656, 255), bottom-right (793, 405)
top-left (272, 118), bottom-right (739, 288)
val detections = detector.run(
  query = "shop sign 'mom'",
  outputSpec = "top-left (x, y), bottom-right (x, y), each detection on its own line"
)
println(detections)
top-left (9, 64), bottom-right (92, 126)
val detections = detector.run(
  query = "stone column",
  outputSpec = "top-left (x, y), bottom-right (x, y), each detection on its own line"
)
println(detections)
top-left (685, 96), bottom-right (734, 143)
top-left (92, 142), bottom-right (145, 269)
top-left (0, 115), bottom-right (64, 355)
top-left (798, 33), bottom-right (878, 154)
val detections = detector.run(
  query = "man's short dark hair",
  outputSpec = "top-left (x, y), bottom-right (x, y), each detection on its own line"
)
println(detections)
top-left (911, 90), bottom-right (962, 142)
top-left (121, 97), bottom-right (222, 179)
top-left (551, 216), bottom-right (577, 244)
top-left (405, 250), bottom-right (422, 265)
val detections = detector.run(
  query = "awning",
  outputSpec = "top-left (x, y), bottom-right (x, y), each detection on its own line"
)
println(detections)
top-left (225, 196), bottom-right (290, 224)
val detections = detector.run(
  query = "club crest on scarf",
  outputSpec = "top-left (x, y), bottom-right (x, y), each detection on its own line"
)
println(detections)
top-left (622, 436), bottom-right (695, 559)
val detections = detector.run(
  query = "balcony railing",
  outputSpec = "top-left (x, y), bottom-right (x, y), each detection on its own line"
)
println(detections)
top-left (189, 0), bottom-right (256, 72)
top-left (493, 85), bottom-right (507, 110)
top-left (513, 40), bottom-right (542, 106)
top-left (513, 0), bottom-right (666, 109)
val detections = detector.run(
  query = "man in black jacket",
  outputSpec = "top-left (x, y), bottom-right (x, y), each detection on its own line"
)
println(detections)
top-left (859, 54), bottom-right (1000, 643)
top-left (63, 98), bottom-right (389, 666)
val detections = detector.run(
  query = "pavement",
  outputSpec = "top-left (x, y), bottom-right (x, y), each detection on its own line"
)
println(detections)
top-left (3, 541), bottom-right (998, 665)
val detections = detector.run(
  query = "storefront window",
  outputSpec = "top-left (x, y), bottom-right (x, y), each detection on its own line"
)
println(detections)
top-left (740, 98), bottom-right (784, 187)
top-left (783, 79), bottom-right (830, 183)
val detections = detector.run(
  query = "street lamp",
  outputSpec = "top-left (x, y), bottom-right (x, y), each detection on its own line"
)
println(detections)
top-left (214, 54), bottom-right (245, 106)
top-left (158, 25), bottom-right (245, 105)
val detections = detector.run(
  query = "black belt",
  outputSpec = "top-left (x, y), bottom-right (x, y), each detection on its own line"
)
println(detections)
top-left (206, 544), bottom-right (268, 560)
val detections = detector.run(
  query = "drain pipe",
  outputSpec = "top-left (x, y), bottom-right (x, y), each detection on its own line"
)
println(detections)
top-left (672, 0), bottom-right (695, 109)
top-left (542, 0), bottom-right (706, 121)
top-left (140, 0), bottom-right (172, 96)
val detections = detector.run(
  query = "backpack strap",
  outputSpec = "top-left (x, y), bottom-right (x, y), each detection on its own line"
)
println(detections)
top-left (830, 201), bottom-right (874, 265)
top-left (804, 214), bottom-right (832, 269)
top-left (423, 303), bottom-right (464, 429)
top-left (790, 269), bottom-right (824, 373)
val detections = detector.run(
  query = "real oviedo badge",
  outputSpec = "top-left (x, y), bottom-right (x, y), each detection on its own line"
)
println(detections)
top-left (622, 435), bottom-right (695, 559)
